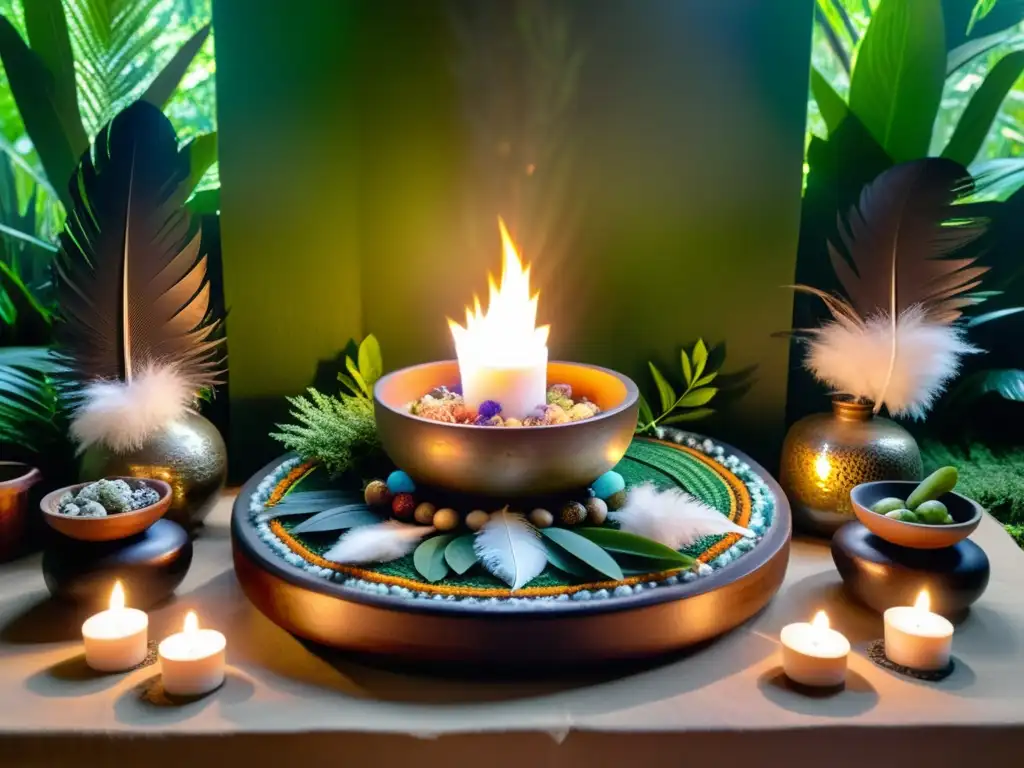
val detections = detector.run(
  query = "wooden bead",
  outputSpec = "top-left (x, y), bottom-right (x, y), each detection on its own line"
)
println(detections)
top-left (433, 508), bottom-right (460, 531)
top-left (529, 508), bottom-right (554, 528)
top-left (585, 497), bottom-right (608, 525)
top-left (364, 480), bottom-right (392, 507)
top-left (414, 502), bottom-right (436, 526)
top-left (465, 510), bottom-right (489, 531)
top-left (559, 501), bottom-right (587, 526)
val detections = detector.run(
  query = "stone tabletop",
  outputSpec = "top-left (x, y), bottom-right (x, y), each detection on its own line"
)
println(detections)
top-left (0, 492), bottom-right (1022, 767)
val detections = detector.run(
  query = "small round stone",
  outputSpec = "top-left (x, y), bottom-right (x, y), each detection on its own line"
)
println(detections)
top-left (559, 500), bottom-right (587, 526)
top-left (605, 489), bottom-right (628, 511)
top-left (466, 510), bottom-right (489, 531)
top-left (529, 508), bottom-right (554, 528)
top-left (364, 480), bottom-right (392, 507)
top-left (433, 508), bottom-right (460, 531)
top-left (78, 500), bottom-right (107, 518)
top-left (386, 470), bottom-right (416, 494)
top-left (414, 502), bottom-right (437, 526)
top-left (585, 497), bottom-right (608, 525)
top-left (391, 493), bottom-right (416, 521)
top-left (592, 471), bottom-right (625, 500)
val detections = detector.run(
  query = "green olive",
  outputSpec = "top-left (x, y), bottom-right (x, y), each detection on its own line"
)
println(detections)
top-left (943, 514), bottom-right (955, 525)
top-left (915, 500), bottom-right (949, 525)
top-left (906, 466), bottom-right (958, 510)
top-left (899, 510), bottom-right (919, 523)
top-left (884, 510), bottom-right (905, 519)
top-left (872, 497), bottom-right (907, 515)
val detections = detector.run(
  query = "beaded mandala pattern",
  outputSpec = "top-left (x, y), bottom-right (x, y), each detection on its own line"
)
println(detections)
top-left (247, 428), bottom-right (777, 606)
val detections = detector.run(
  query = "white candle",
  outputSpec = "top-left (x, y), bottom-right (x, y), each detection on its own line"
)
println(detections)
top-left (780, 610), bottom-right (850, 687)
top-left (158, 611), bottom-right (226, 696)
top-left (884, 589), bottom-right (953, 671)
top-left (449, 218), bottom-right (550, 420)
top-left (82, 581), bottom-right (149, 672)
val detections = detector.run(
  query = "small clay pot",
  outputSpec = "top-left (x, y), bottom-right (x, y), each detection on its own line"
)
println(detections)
top-left (40, 478), bottom-right (172, 542)
top-left (850, 480), bottom-right (982, 550)
top-left (0, 462), bottom-right (42, 561)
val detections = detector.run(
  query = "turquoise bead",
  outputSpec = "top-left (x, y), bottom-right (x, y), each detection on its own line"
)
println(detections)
top-left (591, 470), bottom-right (625, 500)
top-left (386, 470), bottom-right (416, 494)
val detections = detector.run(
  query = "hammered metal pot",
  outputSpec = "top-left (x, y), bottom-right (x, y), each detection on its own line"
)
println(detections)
top-left (78, 411), bottom-right (227, 529)
top-left (779, 396), bottom-right (922, 537)
top-left (375, 360), bottom-right (639, 497)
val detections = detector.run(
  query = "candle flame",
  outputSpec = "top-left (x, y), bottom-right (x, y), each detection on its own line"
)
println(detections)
top-left (914, 589), bottom-right (931, 612)
top-left (448, 218), bottom-right (549, 369)
top-left (811, 610), bottom-right (830, 630)
top-left (110, 580), bottom-right (125, 611)
top-left (184, 610), bottom-right (199, 634)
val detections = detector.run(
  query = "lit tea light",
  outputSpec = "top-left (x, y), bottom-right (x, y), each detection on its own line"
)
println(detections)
top-left (449, 218), bottom-right (550, 420)
top-left (81, 581), bottom-right (149, 672)
top-left (780, 610), bottom-right (850, 687)
top-left (158, 611), bottom-right (227, 696)
top-left (814, 448), bottom-right (832, 489)
top-left (884, 589), bottom-right (953, 671)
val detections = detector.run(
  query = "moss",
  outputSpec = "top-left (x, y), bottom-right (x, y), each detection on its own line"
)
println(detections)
top-left (922, 441), bottom-right (1024, 548)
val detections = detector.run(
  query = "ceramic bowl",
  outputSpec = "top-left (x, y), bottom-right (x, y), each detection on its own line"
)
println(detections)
top-left (41, 478), bottom-right (172, 542)
top-left (374, 360), bottom-right (640, 497)
top-left (850, 480), bottom-right (983, 549)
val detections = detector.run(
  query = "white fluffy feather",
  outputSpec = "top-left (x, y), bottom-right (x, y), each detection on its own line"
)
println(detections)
top-left (610, 482), bottom-right (752, 548)
top-left (474, 509), bottom-right (546, 590)
top-left (323, 521), bottom-right (433, 564)
top-left (806, 306), bottom-right (977, 419)
top-left (70, 364), bottom-right (195, 453)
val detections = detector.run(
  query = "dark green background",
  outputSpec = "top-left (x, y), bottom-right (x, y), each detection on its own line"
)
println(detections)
top-left (213, 0), bottom-right (814, 479)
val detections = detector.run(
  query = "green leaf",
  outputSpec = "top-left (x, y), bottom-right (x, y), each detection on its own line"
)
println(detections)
top-left (678, 387), bottom-right (717, 408)
top-left (966, 307), bottom-right (1024, 327)
top-left (952, 368), bottom-right (1024, 403)
top-left (662, 408), bottom-right (716, 424)
top-left (346, 356), bottom-right (371, 397)
top-left (142, 24), bottom-right (211, 108)
top-left (414, 533), bottom-right (457, 582)
top-left (541, 528), bottom-right (624, 581)
top-left (691, 339), bottom-right (708, 382)
top-left (444, 534), bottom-right (477, 575)
top-left (810, 66), bottom-right (849, 136)
top-left (967, 0), bottom-right (1000, 35)
top-left (848, 0), bottom-right (946, 162)
top-left (0, 222), bottom-right (57, 253)
top-left (648, 361), bottom-right (676, 413)
top-left (693, 371), bottom-right (719, 388)
top-left (290, 507), bottom-right (381, 534)
top-left (947, 30), bottom-right (1024, 74)
top-left (180, 132), bottom-right (218, 200)
top-left (337, 372), bottom-right (363, 398)
top-left (943, 50), bottom-right (1024, 165)
top-left (272, 501), bottom-right (371, 520)
top-left (574, 527), bottom-right (694, 567)
top-left (0, 16), bottom-right (77, 202)
top-left (0, 261), bottom-right (50, 343)
top-left (680, 348), bottom-right (693, 385)
top-left (541, 537), bottom-right (592, 577)
top-left (357, 334), bottom-right (383, 388)
top-left (23, 0), bottom-right (86, 158)
top-left (187, 187), bottom-right (220, 216)
top-left (636, 393), bottom-right (655, 431)
top-left (265, 489), bottom-right (360, 513)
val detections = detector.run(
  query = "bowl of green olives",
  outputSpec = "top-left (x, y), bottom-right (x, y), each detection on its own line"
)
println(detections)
top-left (850, 467), bottom-right (983, 549)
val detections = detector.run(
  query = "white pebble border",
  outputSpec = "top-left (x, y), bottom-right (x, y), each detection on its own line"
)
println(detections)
top-left (246, 429), bottom-right (776, 607)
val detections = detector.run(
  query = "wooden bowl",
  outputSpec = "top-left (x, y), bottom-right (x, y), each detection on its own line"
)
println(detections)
top-left (41, 478), bottom-right (172, 542)
top-left (374, 360), bottom-right (639, 497)
top-left (850, 480), bottom-right (983, 549)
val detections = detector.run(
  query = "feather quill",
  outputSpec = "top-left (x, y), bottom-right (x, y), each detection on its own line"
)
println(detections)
top-left (806, 307), bottom-right (977, 419)
top-left (53, 101), bottom-right (223, 451)
top-left (323, 521), bottom-right (433, 564)
top-left (611, 483), bottom-right (752, 549)
top-left (797, 158), bottom-right (989, 417)
top-left (474, 509), bottom-right (546, 590)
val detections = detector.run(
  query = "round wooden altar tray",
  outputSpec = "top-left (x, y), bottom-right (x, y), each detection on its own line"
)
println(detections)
top-left (232, 436), bottom-right (791, 667)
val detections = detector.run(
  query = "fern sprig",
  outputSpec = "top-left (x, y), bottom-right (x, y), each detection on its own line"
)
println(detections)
top-left (636, 339), bottom-right (720, 435)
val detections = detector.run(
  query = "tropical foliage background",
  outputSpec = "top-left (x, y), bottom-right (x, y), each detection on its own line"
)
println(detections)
top-left (0, 0), bottom-right (216, 476)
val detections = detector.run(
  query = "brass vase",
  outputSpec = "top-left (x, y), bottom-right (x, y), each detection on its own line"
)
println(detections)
top-left (780, 395), bottom-right (922, 536)
top-left (79, 412), bottom-right (227, 529)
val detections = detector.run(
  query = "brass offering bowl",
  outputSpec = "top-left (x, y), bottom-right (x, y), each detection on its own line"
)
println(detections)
top-left (374, 361), bottom-right (640, 496)
top-left (850, 480), bottom-right (983, 550)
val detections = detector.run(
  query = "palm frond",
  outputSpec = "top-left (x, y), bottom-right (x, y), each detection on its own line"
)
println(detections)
top-left (0, 346), bottom-right (63, 454)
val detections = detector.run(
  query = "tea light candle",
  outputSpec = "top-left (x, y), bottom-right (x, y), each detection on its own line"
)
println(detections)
top-left (884, 589), bottom-right (953, 671)
top-left (82, 581), bottom-right (149, 672)
top-left (158, 611), bottom-right (226, 696)
top-left (780, 610), bottom-right (850, 687)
